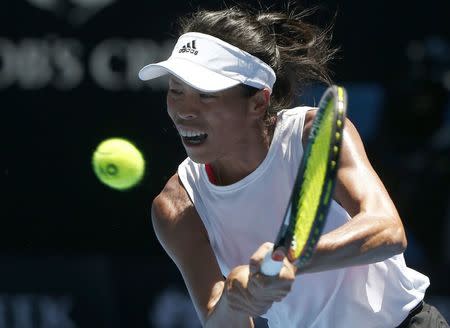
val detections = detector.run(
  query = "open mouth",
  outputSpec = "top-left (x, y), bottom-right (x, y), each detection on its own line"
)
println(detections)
top-left (177, 128), bottom-right (208, 146)
top-left (182, 134), bottom-right (208, 144)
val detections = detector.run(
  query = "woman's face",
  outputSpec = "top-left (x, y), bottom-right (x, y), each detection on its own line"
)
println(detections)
top-left (166, 77), bottom-right (260, 164)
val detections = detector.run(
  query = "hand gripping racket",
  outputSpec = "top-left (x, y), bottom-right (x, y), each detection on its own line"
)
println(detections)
top-left (261, 85), bottom-right (348, 276)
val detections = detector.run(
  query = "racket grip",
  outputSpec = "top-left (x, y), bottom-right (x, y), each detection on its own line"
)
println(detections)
top-left (260, 252), bottom-right (283, 276)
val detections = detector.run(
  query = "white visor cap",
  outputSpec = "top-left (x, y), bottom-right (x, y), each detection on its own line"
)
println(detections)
top-left (138, 32), bottom-right (276, 93)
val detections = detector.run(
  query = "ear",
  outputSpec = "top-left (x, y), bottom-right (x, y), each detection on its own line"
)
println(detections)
top-left (249, 88), bottom-right (271, 118)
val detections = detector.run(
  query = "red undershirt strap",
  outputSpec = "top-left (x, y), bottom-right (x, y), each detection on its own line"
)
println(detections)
top-left (204, 164), bottom-right (218, 185)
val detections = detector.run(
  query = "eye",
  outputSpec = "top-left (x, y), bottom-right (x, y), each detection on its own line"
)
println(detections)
top-left (199, 92), bottom-right (218, 99)
top-left (169, 89), bottom-right (183, 95)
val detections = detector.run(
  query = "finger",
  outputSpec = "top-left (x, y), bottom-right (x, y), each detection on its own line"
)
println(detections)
top-left (239, 295), bottom-right (273, 317)
top-left (226, 284), bottom-right (253, 313)
top-left (272, 246), bottom-right (287, 261)
top-left (227, 288), bottom-right (269, 317)
top-left (247, 276), bottom-right (292, 302)
top-left (248, 271), bottom-right (281, 295)
top-left (250, 300), bottom-right (273, 316)
top-left (249, 242), bottom-right (274, 273)
top-left (248, 282), bottom-right (291, 301)
top-left (248, 272), bottom-right (274, 290)
top-left (279, 259), bottom-right (297, 279)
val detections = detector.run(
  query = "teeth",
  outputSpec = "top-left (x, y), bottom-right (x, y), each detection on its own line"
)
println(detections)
top-left (178, 128), bottom-right (206, 137)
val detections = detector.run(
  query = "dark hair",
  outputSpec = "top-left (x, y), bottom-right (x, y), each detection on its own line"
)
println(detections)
top-left (178, 5), bottom-right (338, 115)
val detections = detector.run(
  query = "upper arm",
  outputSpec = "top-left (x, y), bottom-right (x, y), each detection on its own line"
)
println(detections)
top-left (333, 119), bottom-right (401, 220)
top-left (151, 174), bottom-right (225, 325)
top-left (303, 111), bottom-right (404, 225)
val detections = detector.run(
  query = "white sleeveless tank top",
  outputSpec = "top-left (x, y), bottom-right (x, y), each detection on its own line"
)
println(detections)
top-left (178, 106), bottom-right (430, 328)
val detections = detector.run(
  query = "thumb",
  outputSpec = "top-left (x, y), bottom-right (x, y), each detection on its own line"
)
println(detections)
top-left (249, 242), bottom-right (274, 273)
top-left (272, 246), bottom-right (287, 262)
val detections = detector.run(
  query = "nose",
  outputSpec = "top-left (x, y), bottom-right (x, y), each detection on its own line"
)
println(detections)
top-left (176, 110), bottom-right (197, 120)
top-left (170, 94), bottom-right (199, 121)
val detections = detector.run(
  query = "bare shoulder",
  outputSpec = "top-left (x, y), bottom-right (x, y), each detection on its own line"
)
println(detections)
top-left (151, 173), bottom-right (225, 323)
top-left (151, 173), bottom-right (209, 262)
top-left (303, 108), bottom-right (316, 131)
top-left (302, 108), bottom-right (359, 148)
top-left (152, 173), bottom-right (194, 225)
top-left (302, 108), bottom-right (317, 147)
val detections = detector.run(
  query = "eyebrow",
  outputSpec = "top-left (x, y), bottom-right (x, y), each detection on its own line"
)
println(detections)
top-left (169, 77), bottom-right (182, 85)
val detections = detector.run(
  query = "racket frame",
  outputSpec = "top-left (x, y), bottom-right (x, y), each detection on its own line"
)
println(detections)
top-left (261, 85), bottom-right (347, 275)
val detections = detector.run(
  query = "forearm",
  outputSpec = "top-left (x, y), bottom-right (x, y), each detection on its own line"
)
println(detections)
top-left (204, 281), bottom-right (254, 328)
top-left (298, 212), bottom-right (406, 274)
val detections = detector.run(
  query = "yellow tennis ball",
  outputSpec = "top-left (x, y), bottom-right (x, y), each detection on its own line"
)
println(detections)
top-left (92, 138), bottom-right (145, 191)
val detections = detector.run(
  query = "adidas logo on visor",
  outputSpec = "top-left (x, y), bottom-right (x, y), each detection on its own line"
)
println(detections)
top-left (178, 40), bottom-right (198, 55)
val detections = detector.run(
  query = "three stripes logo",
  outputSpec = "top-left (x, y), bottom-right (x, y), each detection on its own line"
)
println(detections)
top-left (178, 40), bottom-right (198, 55)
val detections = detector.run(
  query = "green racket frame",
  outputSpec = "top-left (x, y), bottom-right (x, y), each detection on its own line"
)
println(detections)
top-left (261, 85), bottom-right (347, 275)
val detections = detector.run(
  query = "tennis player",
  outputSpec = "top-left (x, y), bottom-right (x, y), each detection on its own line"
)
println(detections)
top-left (139, 5), bottom-right (449, 328)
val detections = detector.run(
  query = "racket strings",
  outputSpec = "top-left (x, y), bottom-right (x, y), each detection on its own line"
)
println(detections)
top-left (290, 99), bottom-right (335, 260)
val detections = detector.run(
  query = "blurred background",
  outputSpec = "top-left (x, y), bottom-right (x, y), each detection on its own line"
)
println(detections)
top-left (2, 0), bottom-right (449, 327)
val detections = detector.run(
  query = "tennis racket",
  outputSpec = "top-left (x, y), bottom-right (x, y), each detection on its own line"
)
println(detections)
top-left (261, 85), bottom-right (348, 276)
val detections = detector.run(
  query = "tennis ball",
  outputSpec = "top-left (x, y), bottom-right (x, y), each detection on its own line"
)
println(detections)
top-left (92, 138), bottom-right (145, 191)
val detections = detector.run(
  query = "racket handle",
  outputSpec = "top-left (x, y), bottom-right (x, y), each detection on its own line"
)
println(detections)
top-left (260, 252), bottom-right (283, 276)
